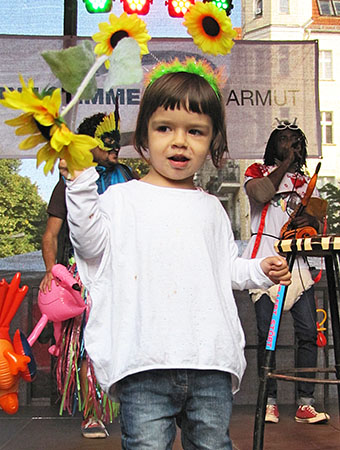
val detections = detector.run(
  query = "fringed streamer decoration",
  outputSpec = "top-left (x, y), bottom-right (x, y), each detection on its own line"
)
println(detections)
top-left (55, 263), bottom-right (119, 421)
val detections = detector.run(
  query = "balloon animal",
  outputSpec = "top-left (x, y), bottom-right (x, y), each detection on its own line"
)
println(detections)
top-left (0, 273), bottom-right (36, 415)
top-left (27, 264), bottom-right (85, 357)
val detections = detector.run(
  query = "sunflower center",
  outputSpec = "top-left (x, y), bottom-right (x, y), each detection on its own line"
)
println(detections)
top-left (110, 30), bottom-right (129, 50)
top-left (34, 119), bottom-right (52, 141)
top-left (202, 16), bottom-right (220, 37)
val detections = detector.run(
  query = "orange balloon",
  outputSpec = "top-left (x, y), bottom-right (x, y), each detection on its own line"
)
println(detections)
top-left (0, 392), bottom-right (19, 415)
top-left (0, 273), bottom-right (31, 415)
top-left (0, 339), bottom-right (16, 389)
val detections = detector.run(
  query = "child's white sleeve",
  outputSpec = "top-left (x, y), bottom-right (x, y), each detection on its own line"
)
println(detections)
top-left (216, 198), bottom-right (274, 291)
top-left (231, 256), bottom-right (273, 291)
top-left (65, 167), bottom-right (109, 261)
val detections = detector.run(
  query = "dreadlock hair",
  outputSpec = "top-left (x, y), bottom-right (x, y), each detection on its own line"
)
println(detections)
top-left (263, 122), bottom-right (308, 173)
top-left (77, 113), bottom-right (107, 138)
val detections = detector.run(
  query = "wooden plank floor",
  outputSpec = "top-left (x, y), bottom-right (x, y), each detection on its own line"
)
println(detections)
top-left (0, 404), bottom-right (339, 449)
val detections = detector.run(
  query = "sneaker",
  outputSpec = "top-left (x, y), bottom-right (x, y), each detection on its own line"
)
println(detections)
top-left (265, 404), bottom-right (279, 423)
top-left (81, 417), bottom-right (109, 438)
top-left (295, 405), bottom-right (330, 424)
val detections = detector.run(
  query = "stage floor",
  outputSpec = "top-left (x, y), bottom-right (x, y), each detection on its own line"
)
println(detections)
top-left (0, 404), bottom-right (339, 449)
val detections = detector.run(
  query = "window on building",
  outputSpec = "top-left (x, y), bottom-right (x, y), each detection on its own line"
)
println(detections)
top-left (319, 50), bottom-right (333, 80)
top-left (255, 0), bottom-right (263, 16)
top-left (317, 0), bottom-right (340, 15)
top-left (320, 111), bottom-right (333, 144)
top-left (279, 0), bottom-right (289, 14)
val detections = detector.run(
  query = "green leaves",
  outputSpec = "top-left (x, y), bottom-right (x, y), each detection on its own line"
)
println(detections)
top-left (42, 41), bottom-right (97, 100)
top-left (0, 159), bottom-right (47, 257)
top-left (319, 182), bottom-right (340, 234)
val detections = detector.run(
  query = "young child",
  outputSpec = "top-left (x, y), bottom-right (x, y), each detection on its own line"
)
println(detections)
top-left (61, 59), bottom-right (290, 449)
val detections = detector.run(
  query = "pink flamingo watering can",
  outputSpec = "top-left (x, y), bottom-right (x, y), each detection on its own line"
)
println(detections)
top-left (27, 264), bottom-right (85, 356)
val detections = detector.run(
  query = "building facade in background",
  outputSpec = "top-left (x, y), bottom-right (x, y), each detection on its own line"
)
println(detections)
top-left (199, 2), bottom-right (335, 242)
top-left (242, 0), bottom-right (340, 187)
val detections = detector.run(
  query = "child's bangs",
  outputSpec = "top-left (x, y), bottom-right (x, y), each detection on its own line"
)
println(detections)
top-left (158, 75), bottom-right (217, 116)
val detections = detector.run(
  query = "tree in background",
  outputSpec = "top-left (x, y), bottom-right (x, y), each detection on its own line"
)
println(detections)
top-left (319, 182), bottom-right (340, 234)
top-left (0, 159), bottom-right (47, 257)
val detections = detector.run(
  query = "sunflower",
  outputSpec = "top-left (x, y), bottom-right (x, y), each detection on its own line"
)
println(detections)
top-left (37, 123), bottom-right (97, 175)
top-left (183, 2), bottom-right (237, 56)
top-left (1, 75), bottom-right (98, 175)
top-left (92, 12), bottom-right (151, 69)
top-left (0, 75), bottom-right (61, 127)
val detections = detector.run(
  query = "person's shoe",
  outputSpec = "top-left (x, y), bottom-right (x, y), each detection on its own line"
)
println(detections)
top-left (81, 417), bottom-right (109, 438)
top-left (265, 404), bottom-right (279, 423)
top-left (295, 405), bottom-right (330, 424)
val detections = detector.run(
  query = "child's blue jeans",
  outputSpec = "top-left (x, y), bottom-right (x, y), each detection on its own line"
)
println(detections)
top-left (116, 368), bottom-right (233, 449)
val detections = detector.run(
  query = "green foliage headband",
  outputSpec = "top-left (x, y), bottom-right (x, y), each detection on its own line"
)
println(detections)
top-left (145, 57), bottom-right (225, 98)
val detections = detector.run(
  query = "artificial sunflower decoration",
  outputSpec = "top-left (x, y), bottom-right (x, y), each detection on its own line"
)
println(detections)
top-left (0, 75), bottom-right (97, 175)
top-left (92, 12), bottom-right (151, 69)
top-left (37, 123), bottom-right (97, 175)
top-left (1, 75), bottom-right (60, 127)
top-left (183, 2), bottom-right (237, 56)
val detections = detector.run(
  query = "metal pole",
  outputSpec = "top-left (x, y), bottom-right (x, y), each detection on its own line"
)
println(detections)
top-left (325, 254), bottom-right (340, 417)
top-left (63, 0), bottom-right (78, 116)
top-left (253, 253), bottom-right (295, 450)
top-left (64, 0), bottom-right (78, 38)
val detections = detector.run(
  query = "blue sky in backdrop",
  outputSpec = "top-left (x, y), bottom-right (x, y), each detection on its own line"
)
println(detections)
top-left (0, 0), bottom-right (241, 201)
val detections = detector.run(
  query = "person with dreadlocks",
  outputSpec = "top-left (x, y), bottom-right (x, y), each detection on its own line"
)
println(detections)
top-left (39, 102), bottom-right (137, 439)
top-left (242, 119), bottom-right (330, 424)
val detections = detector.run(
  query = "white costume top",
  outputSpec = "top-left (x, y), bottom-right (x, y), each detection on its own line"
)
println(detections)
top-left (242, 163), bottom-right (317, 308)
top-left (66, 167), bottom-right (273, 395)
top-left (242, 163), bottom-right (318, 263)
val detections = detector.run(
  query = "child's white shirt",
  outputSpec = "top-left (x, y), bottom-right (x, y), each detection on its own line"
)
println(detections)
top-left (66, 167), bottom-right (273, 396)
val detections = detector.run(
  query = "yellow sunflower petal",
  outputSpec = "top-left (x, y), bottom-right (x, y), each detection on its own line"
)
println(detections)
top-left (94, 42), bottom-right (112, 57)
top-left (41, 88), bottom-right (62, 117)
top-left (19, 74), bottom-right (34, 91)
top-left (36, 143), bottom-right (50, 166)
top-left (59, 141), bottom-right (96, 175)
top-left (50, 124), bottom-right (73, 153)
top-left (37, 144), bottom-right (59, 175)
top-left (37, 142), bottom-right (55, 165)
top-left (19, 133), bottom-right (47, 150)
top-left (15, 121), bottom-right (40, 136)
top-left (5, 112), bottom-right (34, 127)
top-left (71, 134), bottom-right (99, 151)
top-left (1, 87), bottom-right (42, 113)
top-left (43, 159), bottom-right (57, 175)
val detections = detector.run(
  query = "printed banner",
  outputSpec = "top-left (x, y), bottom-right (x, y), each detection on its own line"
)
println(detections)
top-left (0, 36), bottom-right (321, 160)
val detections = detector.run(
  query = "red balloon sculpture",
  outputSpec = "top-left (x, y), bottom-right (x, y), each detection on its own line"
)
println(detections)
top-left (0, 273), bottom-right (36, 415)
top-left (0, 266), bottom-right (86, 415)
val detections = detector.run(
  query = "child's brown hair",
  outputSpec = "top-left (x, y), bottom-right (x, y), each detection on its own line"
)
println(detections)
top-left (134, 71), bottom-right (228, 168)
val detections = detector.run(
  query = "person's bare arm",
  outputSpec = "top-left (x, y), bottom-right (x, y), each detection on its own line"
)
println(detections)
top-left (245, 176), bottom-right (276, 204)
top-left (245, 147), bottom-right (296, 204)
top-left (39, 216), bottom-right (63, 293)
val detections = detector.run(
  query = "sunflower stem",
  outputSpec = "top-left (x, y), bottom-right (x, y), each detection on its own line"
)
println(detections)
top-left (60, 54), bottom-right (108, 119)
